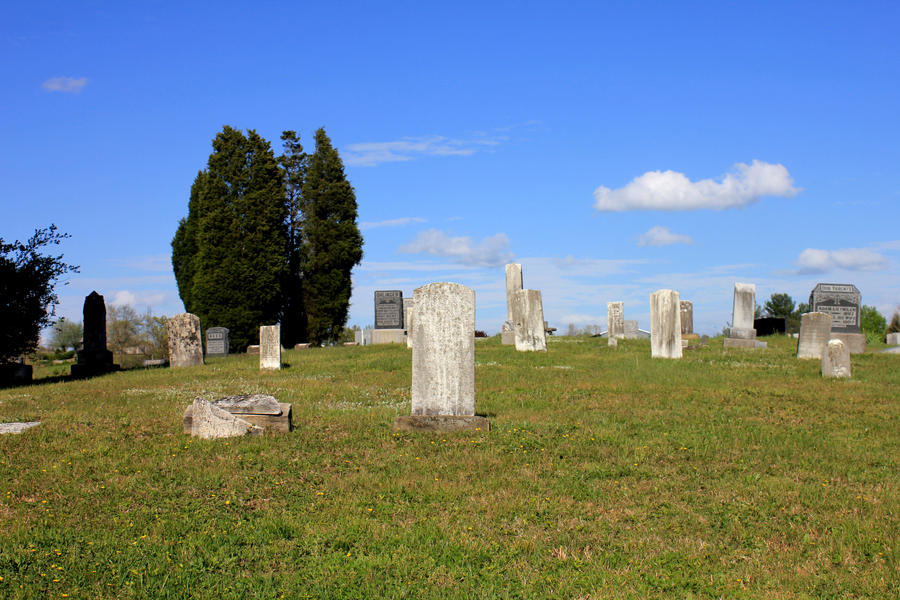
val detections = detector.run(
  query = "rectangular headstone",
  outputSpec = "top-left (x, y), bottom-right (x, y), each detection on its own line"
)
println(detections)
top-left (167, 313), bottom-right (204, 367)
top-left (410, 282), bottom-right (475, 416)
top-left (729, 283), bottom-right (756, 339)
top-left (512, 289), bottom-right (547, 352)
top-left (505, 263), bottom-right (523, 322)
top-left (797, 312), bottom-right (832, 359)
top-left (650, 289), bottom-right (682, 359)
top-left (888, 332), bottom-right (900, 346)
top-left (607, 302), bottom-right (624, 340)
top-left (822, 339), bottom-right (851, 378)
top-left (259, 325), bottom-right (281, 370)
top-left (810, 283), bottom-right (861, 333)
top-left (205, 327), bottom-right (229, 357)
top-left (679, 301), bottom-right (693, 335)
top-left (374, 290), bottom-right (403, 329)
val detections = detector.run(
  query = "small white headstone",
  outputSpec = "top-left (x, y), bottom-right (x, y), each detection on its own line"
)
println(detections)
top-left (607, 301), bottom-right (625, 341)
top-left (650, 289), bottom-right (682, 359)
top-left (822, 339), bottom-right (851, 378)
top-left (259, 325), bottom-right (281, 370)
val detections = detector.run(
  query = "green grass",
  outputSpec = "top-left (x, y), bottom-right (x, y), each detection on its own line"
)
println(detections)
top-left (1, 335), bottom-right (898, 599)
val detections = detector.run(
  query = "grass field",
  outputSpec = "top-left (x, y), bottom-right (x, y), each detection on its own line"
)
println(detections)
top-left (1, 335), bottom-right (898, 599)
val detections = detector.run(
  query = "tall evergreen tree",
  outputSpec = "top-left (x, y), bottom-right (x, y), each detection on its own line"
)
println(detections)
top-left (278, 130), bottom-right (308, 345)
top-left (302, 128), bottom-right (363, 344)
top-left (172, 126), bottom-right (288, 351)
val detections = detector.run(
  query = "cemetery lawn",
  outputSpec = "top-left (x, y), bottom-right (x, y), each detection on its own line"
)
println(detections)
top-left (1, 336), bottom-right (898, 599)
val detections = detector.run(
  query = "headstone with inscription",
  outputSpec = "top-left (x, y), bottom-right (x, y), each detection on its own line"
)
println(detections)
top-left (205, 327), bottom-right (229, 357)
top-left (167, 313), bottom-right (204, 367)
top-left (393, 282), bottom-right (489, 432)
top-left (607, 302), bottom-right (624, 343)
top-left (797, 312), bottom-right (832, 359)
top-left (71, 291), bottom-right (119, 377)
top-left (375, 290), bottom-right (404, 329)
top-left (810, 283), bottom-right (861, 333)
top-left (259, 325), bottom-right (281, 370)
top-left (650, 289), bottom-right (682, 359)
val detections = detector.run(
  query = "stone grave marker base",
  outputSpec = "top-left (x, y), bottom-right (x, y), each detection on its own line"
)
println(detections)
top-left (723, 338), bottom-right (767, 349)
top-left (501, 331), bottom-right (515, 345)
top-left (828, 332), bottom-right (866, 354)
top-left (393, 415), bottom-right (490, 432)
top-left (183, 402), bottom-right (292, 434)
top-left (372, 329), bottom-right (406, 344)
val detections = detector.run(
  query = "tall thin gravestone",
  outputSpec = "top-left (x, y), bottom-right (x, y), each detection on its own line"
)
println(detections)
top-left (71, 291), bottom-right (119, 377)
top-left (650, 289), bottom-right (682, 359)
top-left (607, 302), bottom-right (624, 344)
top-left (394, 282), bottom-right (489, 432)
top-left (167, 313), bottom-right (204, 367)
top-left (205, 327), bottom-right (229, 358)
top-left (680, 301), bottom-right (693, 335)
top-left (724, 283), bottom-right (766, 349)
top-left (502, 263), bottom-right (523, 345)
top-left (512, 289), bottom-right (547, 352)
top-left (797, 312), bottom-right (832, 359)
top-left (404, 297), bottom-right (415, 349)
top-left (259, 325), bottom-right (281, 370)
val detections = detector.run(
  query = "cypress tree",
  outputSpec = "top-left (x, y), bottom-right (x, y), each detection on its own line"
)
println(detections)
top-left (302, 128), bottom-right (363, 344)
top-left (171, 126), bottom-right (288, 351)
top-left (278, 130), bottom-right (308, 346)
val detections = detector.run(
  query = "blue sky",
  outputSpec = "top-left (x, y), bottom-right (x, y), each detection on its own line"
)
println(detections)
top-left (3, 1), bottom-right (899, 336)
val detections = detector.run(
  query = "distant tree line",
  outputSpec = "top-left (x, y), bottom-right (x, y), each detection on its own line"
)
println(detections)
top-left (172, 126), bottom-right (363, 351)
top-left (761, 292), bottom-right (891, 342)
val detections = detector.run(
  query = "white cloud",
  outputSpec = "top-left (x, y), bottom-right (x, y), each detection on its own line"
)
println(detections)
top-left (359, 217), bottom-right (426, 231)
top-left (637, 226), bottom-right (693, 247)
top-left (109, 290), bottom-right (169, 308)
top-left (796, 248), bottom-right (888, 274)
top-left (42, 77), bottom-right (88, 93)
top-left (593, 160), bottom-right (800, 211)
top-left (398, 229), bottom-right (513, 267)
top-left (344, 135), bottom-right (501, 167)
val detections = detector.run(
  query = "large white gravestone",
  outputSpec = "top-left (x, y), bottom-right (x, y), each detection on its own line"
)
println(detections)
top-left (607, 302), bottom-right (625, 343)
top-left (394, 282), bottom-right (488, 432)
top-left (512, 289), bottom-right (547, 352)
top-left (797, 312), bottom-right (832, 359)
top-left (821, 339), bottom-right (851, 378)
top-left (167, 313), bottom-right (204, 367)
top-left (259, 325), bottom-right (282, 370)
top-left (650, 289), bottom-right (682, 359)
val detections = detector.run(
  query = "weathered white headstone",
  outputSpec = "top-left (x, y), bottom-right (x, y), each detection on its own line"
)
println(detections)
top-left (167, 313), bottom-right (204, 367)
top-left (410, 282), bottom-right (475, 416)
top-left (680, 301), bottom-right (693, 335)
top-left (650, 289), bottom-right (682, 359)
top-left (729, 283), bottom-right (757, 339)
top-left (190, 398), bottom-right (262, 439)
top-left (821, 339), bottom-right (851, 378)
top-left (887, 332), bottom-right (900, 346)
top-left (607, 302), bottom-right (625, 342)
top-left (259, 325), bottom-right (281, 370)
top-left (512, 289), bottom-right (547, 352)
top-left (797, 312), bottom-right (833, 359)
top-left (404, 297), bottom-right (415, 349)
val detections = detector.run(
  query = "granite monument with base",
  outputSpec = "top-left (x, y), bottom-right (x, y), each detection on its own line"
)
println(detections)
top-left (394, 282), bottom-right (489, 432)
top-left (810, 283), bottom-right (866, 354)
top-left (724, 283), bottom-right (766, 349)
top-left (71, 291), bottom-right (120, 377)
top-left (373, 290), bottom-right (406, 344)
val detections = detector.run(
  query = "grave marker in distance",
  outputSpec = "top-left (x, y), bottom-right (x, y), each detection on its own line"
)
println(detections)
top-left (167, 312), bottom-right (204, 368)
top-left (205, 327), bottom-right (229, 358)
top-left (259, 325), bottom-right (281, 370)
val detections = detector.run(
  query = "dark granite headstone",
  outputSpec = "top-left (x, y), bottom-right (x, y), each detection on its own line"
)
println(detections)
top-left (809, 283), bottom-right (861, 333)
top-left (71, 291), bottom-right (118, 378)
top-left (206, 327), bottom-right (230, 357)
top-left (374, 290), bottom-right (403, 329)
top-left (754, 317), bottom-right (786, 336)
